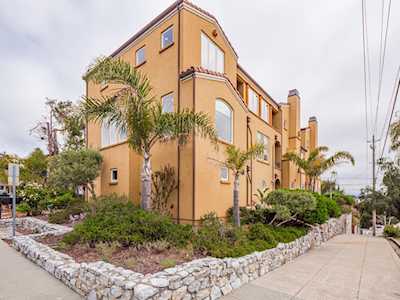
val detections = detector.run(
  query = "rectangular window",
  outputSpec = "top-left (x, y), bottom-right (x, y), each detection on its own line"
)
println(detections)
top-left (261, 100), bottom-right (269, 123)
top-left (248, 88), bottom-right (259, 114)
top-left (101, 120), bottom-right (127, 147)
top-left (161, 27), bottom-right (173, 49)
top-left (256, 132), bottom-right (270, 161)
top-left (135, 46), bottom-right (146, 66)
top-left (110, 168), bottom-right (118, 183)
top-left (201, 32), bottom-right (224, 73)
top-left (162, 93), bottom-right (174, 113)
top-left (220, 166), bottom-right (229, 182)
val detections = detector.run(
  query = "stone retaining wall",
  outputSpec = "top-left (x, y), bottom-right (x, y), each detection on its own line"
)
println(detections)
top-left (8, 215), bottom-right (350, 300)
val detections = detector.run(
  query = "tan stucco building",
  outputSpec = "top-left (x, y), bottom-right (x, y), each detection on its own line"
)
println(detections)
top-left (86, 0), bottom-right (319, 223)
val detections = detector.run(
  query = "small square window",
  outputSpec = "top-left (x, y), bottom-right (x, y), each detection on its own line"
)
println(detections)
top-left (162, 93), bottom-right (174, 113)
top-left (220, 166), bottom-right (229, 182)
top-left (110, 168), bottom-right (118, 184)
top-left (161, 27), bottom-right (173, 49)
top-left (135, 46), bottom-right (146, 66)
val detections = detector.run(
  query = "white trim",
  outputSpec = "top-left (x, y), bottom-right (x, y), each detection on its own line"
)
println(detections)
top-left (110, 168), bottom-right (118, 184)
top-left (220, 166), bottom-right (229, 182)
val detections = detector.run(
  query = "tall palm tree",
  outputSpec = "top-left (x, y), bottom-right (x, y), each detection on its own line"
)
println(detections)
top-left (82, 57), bottom-right (217, 210)
top-left (224, 144), bottom-right (264, 226)
top-left (284, 146), bottom-right (355, 192)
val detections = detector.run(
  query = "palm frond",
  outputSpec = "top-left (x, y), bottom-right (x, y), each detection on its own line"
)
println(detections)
top-left (284, 152), bottom-right (308, 171)
top-left (390, 120), bottom-right (400, 151)
top-left (321, 151), bottom-right (355, 172)
top-left (152, 108), bottom-right (217, 147)
top-left (224, 144), bottom-right (264, 174)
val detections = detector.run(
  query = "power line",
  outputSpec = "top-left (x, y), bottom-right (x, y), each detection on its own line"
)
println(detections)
top-left (374, 0), bottom-right (392, 135)
top-left (379, 66), bottom-right (400, 151)
top-left (361, 0), bottom-right (371, 183)
top-left (380, 74), bottom-right (400, 158)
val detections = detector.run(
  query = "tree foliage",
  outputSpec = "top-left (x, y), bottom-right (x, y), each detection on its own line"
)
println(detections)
top-left (48, 149), bottom-right (102, 197)
top-left (20, 148), bottom-right (48, 185)
top-left (224, 144), bottom-right (264, 227)
top-left (263, 189), bottom-right (316, 226)
top-left (82, 57), bottom-right (217, 210)
top-left (284, 146), bottom-right (354, 191)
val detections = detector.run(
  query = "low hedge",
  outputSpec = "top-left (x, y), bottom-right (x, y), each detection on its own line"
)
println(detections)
top-left (63, 196), bottom-right (193, 248)
top-left (383, 225), bottom-right (400, 238)
top-left (62, 197), bottom-right (309, 258)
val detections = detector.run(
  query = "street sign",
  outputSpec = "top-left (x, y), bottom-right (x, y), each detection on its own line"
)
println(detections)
top-left (8, 163), bottom-right (19, 237)
top-left (8, 163), bottom-right (19, 178)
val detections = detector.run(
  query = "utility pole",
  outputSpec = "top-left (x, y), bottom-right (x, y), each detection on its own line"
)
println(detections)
top-left (369, 134), bottom-right (379, 237)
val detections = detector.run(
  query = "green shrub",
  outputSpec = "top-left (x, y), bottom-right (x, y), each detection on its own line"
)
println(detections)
top-left (193, 213), bottom-right (307, 258)
top-left (48, 198), bottom-right (89, 224)
top-left (49, 192), bottom-right (76, 209)
top-left (62, 195), bottom-right (192, 248)
top-left (16, 184), bottom-right (49, 215)
top-left (304, 194), bottom-right (329, 224)
top-left (383, 225), bottom-right (400, 238)
top-left (226, 205), bottom-right (274, 225)
top-left (325, 198), bottom-right (342, 218)
top-left (16, 202), bottom-right (31, 213)
top-left (264, 189), bottom-right (316, 226)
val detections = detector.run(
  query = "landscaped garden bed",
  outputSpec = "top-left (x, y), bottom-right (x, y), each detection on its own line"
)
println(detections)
top-left (2, 190), bottom-right (352, 299)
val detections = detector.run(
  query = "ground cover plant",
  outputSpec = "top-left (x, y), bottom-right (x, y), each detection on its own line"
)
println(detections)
top-left (40, 195), bottom-right (312, 273)
top-left (383, 225), bottom-right (400, 238)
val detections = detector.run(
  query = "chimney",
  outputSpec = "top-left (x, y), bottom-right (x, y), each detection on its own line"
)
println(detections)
top-left (287, 89), bottom-right (300, 138)
top-left (308, 116), bottom-right (318, 151)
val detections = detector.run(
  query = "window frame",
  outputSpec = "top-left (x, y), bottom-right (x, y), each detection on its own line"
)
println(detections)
top-left (135, 46), bottom-right (146, 66)
top-left (110, 168), bottom-right (118, 184)
top-left (161, 26), bottom-right (174, 50)
top-left (256, 131), bottom-right (270, 162)
top-left (220, 166), bottom-right (229, 182)
top-left (261, 99), bottom-right (269, 123)
top-left (201, 32), bottom-right (225, 73)
top-left (161, 92), bottom-right (174, 113)
top-left (215, 99), bottom-right (233, 144)
top-left (101, 120), bottom-right (127, 148)
top-left (248, 88), bottom-right (259, 114)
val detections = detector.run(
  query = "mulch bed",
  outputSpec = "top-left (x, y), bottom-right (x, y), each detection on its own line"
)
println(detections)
top-left (37, 235), bottom-right (204, 274)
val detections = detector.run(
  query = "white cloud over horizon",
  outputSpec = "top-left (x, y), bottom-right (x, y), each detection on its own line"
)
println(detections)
top-left (1, 0), bottom-right (399, 195)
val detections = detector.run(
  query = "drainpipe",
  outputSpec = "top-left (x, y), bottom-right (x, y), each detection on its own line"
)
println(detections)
top-left (246, 116), bottom-right (253, 207)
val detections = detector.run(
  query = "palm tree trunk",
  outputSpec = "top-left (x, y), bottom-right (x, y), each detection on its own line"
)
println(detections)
top-left (141, 151), bottom-right (152, 211)
top-left (233, 174), bottom-right (240, 227)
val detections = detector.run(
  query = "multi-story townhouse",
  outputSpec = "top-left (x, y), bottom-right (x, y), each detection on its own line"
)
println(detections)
top-left (86, 0), bottom-right (319, 224)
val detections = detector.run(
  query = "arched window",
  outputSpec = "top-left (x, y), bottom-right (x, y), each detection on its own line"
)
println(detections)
top-left (215, 99), bottom-right (233, 143)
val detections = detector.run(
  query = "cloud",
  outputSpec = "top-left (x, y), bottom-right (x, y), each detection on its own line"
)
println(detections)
top-left (1, 0), bottom-right (399, 194)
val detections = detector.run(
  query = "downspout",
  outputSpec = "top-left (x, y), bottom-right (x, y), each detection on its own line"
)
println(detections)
top-left (177, 5), bottom-right (181, 223)
top-left (192, 75), bottom-right (196, 225)
top-left (246, 116), bottom-right (253, 207)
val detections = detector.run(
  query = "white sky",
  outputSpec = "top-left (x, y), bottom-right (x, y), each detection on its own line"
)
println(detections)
top-left (1, 0), bottom-right (399, 195)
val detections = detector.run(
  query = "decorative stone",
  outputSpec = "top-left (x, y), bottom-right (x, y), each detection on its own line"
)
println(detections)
top-left (188, 280), bottom-right (201, 293)
top-left (210, 286), bottom-right (221, 300)
top-left (150, 277), bottom-right (169, 288)
top-left (110, 285), bottom-right (123, 298)
top-left (134, 284), bottom-right (158, 300)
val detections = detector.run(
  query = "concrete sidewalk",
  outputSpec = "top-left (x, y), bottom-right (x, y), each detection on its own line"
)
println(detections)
top-left (0, 240), bottom-right (81, 300)
top-left (223, 235), bottom-right (400, 300)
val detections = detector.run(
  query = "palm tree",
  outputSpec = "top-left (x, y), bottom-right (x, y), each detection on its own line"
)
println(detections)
top-left (284, 146), bottom-right (354, 192)
top-left (82, 57), bottom-right (217, 210)
top-left (224, 144), bottom-right (264, 226)
top-left (390, 120), bottom-right (400, 151)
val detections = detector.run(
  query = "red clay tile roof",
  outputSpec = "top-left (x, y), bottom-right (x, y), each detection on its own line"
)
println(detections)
top-left (180, 66), bottom-right (245, 105)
